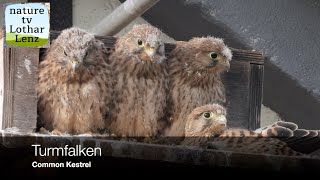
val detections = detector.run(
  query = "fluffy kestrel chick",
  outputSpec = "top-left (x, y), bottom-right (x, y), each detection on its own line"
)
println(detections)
top-left (165, 37), bottom-right (232, 136)
top-left (107, 24), bottom-right (168, 137)
top-left (185, 104), bottom-right (227, 137)
top-left (181, 104), bottom-right (227, 146)
top-left (182, 104), bottom-right (303, 156)
top-left (37, 27), bottom-right (112, 135)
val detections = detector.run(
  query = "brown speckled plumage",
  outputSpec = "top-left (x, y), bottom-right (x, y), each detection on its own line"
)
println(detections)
top-left (107, 24), bottom-right (168, 137)
top-left (37, 27), bottom-right (112, 134)
top-left (181, 104), bottom-right (227, 146)
top-left (208, 135), bottom-right (303, 156)
top-left (165, 37), bottom-right (232, 136)
top-left (182, 104), bottom-right (303, 156)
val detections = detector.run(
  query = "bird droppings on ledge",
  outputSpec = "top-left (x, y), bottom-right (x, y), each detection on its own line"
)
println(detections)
top-left (0, 127), bottom-right (24, 134)
top-left (24, 57), bottom-right (32, 74)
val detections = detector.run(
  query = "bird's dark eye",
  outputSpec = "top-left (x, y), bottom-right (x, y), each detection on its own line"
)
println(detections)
top-left (203, 112), bottom-right (211, 119)
top-left (209, 52), bottom-right (218, 59)
top-left (84, 51), bottom-right (88, 58)
top-left (63, 51), bottom-right (67, 56)
top-left (137, 39), bottom-right (143, 46)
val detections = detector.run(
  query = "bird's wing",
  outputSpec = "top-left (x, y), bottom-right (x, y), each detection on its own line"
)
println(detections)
top-left (254, 121), bottom-right (297, 138)
top-left (284, 130), bottom-right (320, 154)
top-left (255, 121), bottom-right (320, 154)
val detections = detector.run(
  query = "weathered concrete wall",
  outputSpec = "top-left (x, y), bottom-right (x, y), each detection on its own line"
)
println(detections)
top-left (187, 0), bottom-right (320, 129)
top-left (183, 0), bottom-right (320, 100)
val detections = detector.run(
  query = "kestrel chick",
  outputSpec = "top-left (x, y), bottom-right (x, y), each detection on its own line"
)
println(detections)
top-left (165, 37), bottom-right (232, 136)
top-left (181, 104), bottom-right (227, 146)
top-left (37, 27), bottom-right (112, 135)
top-left (108, 24), bottom-right (168, 137)
top-left (185, 104), bottom-right (227, 137)
top-left (182, 104), bottom-right (303, 156)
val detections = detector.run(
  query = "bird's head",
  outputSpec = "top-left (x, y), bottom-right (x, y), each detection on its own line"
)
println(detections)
top-left (186, 37), bottom-right (232, 75)
top-left (116, 24), bottom-right (166, 64)
top-left (54, 27), bottom-right (101, 74)
top-left (185, 104), bottom-right (227, 137)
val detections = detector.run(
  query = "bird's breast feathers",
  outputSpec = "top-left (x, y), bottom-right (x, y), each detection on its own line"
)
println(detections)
top-left (81, 83), bottom-right (97, 98)
top-left (58, 81), bottom-right (99, 107)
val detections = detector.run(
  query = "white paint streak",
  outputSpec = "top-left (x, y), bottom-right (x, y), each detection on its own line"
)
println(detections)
top-left (24, 58), bottom-right (32, 74)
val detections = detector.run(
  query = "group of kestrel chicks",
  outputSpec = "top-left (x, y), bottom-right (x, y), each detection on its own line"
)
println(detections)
top-left (36, 25), bottom-right (309, 157)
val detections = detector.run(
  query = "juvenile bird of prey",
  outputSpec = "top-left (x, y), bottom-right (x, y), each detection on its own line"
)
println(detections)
top-left (37, 27), bottom-right (112, 135)
top-left (165, 37), bottom-right (232, 137)
top-left (107, 24), bottom-right (168, 137)
top-left (182, 104), bottom-right (304, 156)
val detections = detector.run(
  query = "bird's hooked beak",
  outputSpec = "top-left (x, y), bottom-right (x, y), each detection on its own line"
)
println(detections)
top-left (216, 115), bottom-right (227, 126)
top-left (71, 59), bottom-right (80, 72)
top-left (223, 60), bottom-right (230, 72)
top-left (144, 47), bottom-right (156, 59)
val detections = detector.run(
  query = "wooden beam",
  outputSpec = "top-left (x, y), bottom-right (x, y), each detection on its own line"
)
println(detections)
top-left (0, 46), bottom-right (39, 132)
top-left (11, 48), bottom-right (39, 132)
top-left (50, 30), bottom-right (265, 64)
top-left (0, 30), bottom-right (4, 129)
top-left (223, 62), bottom-right (251, 128)
top-left (2, 48), bottom-right (13, 129)
top-left (249, 64), bottom-right (264, 130)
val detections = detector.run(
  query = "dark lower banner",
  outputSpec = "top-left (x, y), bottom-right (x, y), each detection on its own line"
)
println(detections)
top-left (0, 135), bottom-right (319, 175)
